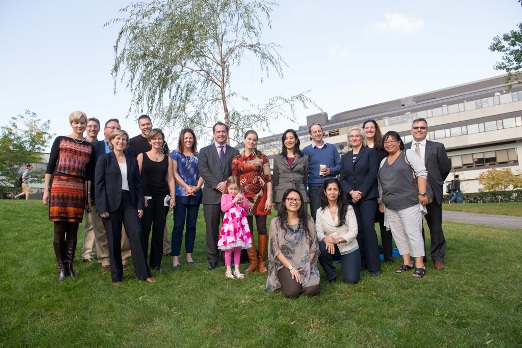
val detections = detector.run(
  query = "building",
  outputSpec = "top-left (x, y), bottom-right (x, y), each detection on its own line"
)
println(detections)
top-left (258, 75), bottom-right (522, 194)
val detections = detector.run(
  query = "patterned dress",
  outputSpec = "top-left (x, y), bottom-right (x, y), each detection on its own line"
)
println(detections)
top-left (217, 194), bottom-right (252, 250)
top-left (46, 136), bottom-right (94, 222)
top-left (232, 151), bottom-right (271, 216)
top-left (266, 217), bottom-right (320, 291)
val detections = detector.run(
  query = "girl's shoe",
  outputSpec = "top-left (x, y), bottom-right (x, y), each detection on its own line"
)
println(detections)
top-left (234, 270), bottom-right (244, 279)
top-left (225, 271), bottom-right (234, 279)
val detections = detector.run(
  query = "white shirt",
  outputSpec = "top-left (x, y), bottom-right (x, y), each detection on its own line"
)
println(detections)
top-left (118, 161), bottom-right (130, 191)
top-left (413, 138), bottom-right (427, 163)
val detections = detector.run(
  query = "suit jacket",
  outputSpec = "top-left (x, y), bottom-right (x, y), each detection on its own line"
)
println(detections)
top-left (199, 144), bottom-right (240, 205)
top-left (95, 152), bottom-right (144, 214)
top-left (406, 140), bottom-right (451, 205)
top-left (340, 146), bottom-right (379, 201)
top-left (271, 153), bottom-right (309, 203)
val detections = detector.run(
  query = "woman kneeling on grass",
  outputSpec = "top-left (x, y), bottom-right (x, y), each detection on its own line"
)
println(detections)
top-left (378, 131), bottom-right (428, 278)
top-left (266, 189), bottom-right (320, 298)
top-left (316, 178), bottom-right (360, 284)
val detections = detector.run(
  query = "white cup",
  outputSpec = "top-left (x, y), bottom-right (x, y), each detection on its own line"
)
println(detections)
top-left (319, 164), bottom-right (326, 176)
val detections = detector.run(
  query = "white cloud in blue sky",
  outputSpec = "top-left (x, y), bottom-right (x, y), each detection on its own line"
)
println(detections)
top-left (373, 13), bottom-right (424, 34)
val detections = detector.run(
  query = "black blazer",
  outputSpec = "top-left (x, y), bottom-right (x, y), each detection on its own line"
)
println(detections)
top-left (199, 144), bottom-right (240, 205)
top-left (95, 152), bottom-right (144, 214)
top-left (405, 140), bottom-right (451, 205)
top-left (340, 146), bottom-right (379, 201)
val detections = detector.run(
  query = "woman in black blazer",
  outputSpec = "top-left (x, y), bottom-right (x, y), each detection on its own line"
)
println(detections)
top-left (95, 130), bottom-right (155, 286)
top-left (340, 127), bottom-right (381, 275)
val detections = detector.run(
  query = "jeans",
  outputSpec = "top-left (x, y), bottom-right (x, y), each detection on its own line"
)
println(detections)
top-left (449, 191), bottom-right (463, 203)
top-left (318, 241), bottom-right (361, 284)
top-left (171, 200), bottom-right (200, 256)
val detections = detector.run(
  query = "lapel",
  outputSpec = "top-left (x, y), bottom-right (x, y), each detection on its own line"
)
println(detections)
top-left (353, 147), bottom-right (365, 166)
top-left (424, 140), bottom-right (432, 165)
top-left (278, 154), bottom-right (292, 172)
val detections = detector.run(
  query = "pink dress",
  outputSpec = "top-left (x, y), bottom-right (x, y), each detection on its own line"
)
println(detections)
top-left (218, 194), bottom-right (252, 250)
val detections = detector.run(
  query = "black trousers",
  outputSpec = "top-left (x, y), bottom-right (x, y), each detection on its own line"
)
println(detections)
top-left (203, 203), bottom-right (223, 264)
top-left (352, 198), bottom-right (381, 273)
top-left (141, 197), bottom-right (169, 269)
top-left (423, 201), bottom-right (446, 262)
top-left (103, 192), bottom-right (151, 282)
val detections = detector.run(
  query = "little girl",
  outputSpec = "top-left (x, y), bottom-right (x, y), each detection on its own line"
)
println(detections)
top-left (218, 176), bottom-right (252, 279)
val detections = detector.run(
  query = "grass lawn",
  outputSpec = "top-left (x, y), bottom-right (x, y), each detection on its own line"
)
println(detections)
top-left (443, 202), bottom-right (522, 217)
top-left (1, 200), bottom-right (521, 347)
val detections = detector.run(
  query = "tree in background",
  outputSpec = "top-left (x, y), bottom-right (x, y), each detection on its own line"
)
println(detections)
top-left (0, 110), bottom-right (53, 186)
top-left (489, 0), bottom-right (522, 87)
top-left (477, 167), bottom-right (522, 192)
top-left (109, 0), bottom-right (317, 143)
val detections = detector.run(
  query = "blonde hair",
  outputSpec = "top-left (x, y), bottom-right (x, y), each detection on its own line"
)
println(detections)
top-left (69, 111), bottom-right (87, 124)
top-left (224, 176), bottom-right (240, 194)
top-left (108, 130), bottom-right (129, 150)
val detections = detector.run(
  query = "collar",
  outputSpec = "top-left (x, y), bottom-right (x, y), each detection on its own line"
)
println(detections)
top-left (214, 141), bottom-right (226, 149)
top-left (415, 139), bottom-right (427, 146)
top-left (312, 141), bottom-right (326, 149)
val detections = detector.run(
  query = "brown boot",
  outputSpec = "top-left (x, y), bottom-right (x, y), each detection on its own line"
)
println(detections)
top-left (258, 235), bottom-right (268, 273)
top-left (244, 239), bottom-right (258, 274)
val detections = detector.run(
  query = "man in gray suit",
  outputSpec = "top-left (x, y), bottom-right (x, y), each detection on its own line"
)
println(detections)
top-left (405, 118), bottom-right (451, 270)
top-left (199, 122), bottom-right (240, 270)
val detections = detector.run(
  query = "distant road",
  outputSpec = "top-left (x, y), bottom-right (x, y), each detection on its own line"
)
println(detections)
top-left (443, 211), bottom-right (522, 229)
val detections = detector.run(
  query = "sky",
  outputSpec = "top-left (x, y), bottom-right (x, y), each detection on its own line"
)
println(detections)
top-left (0, 0), bottom-right (520, 149)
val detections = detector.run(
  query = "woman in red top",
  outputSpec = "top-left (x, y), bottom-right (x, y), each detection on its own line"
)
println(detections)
top-left (232, 130), bottom-right (272, 273)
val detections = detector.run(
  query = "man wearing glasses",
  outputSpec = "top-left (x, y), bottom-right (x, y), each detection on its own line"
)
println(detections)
top-left (302, 123), bottom-right (341, 221)
top-left (405, 118), bottom-right (451, 270)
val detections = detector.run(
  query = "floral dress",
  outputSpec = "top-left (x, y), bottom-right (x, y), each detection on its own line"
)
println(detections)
top-left (266, 217), bottom-right (320, 291)
top-left (217, 193), bottom-right (253, 250)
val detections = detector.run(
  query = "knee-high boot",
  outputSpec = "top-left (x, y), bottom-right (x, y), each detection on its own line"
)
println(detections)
top-left (244, 239), bottom-right (258, 274)
top-left (64, 236), bottom-right (78, 278)
top-left (53, 240), bottom-right (66, 282)
top-left (258, 235), bottom-right (268, 273)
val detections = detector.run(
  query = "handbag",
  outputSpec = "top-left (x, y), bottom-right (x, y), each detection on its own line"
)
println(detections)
top-left (405, 151), bottom-right (434, 204)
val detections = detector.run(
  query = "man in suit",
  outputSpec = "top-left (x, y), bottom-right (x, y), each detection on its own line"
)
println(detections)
top-left (199, 122), bottom-right (239, 270)
top-left (405, 118), bottom-right (451, 270)
top-left (128, 114), bottom-right (171, 256)
top-left (91, 119), bottom-right (132, 270)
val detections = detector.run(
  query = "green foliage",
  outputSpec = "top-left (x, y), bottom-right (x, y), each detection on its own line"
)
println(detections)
top-left (457, 189), bottom-right (522, 203)
top-left (1, 201), bottom-right (521, 346)
top-left (108, 0), bottom-right (317, 143)
top-left (0, 110), bottom-right (53, 185)
top-left (477, 167), bottom-right (522, 191)
top-left (489, 0), bottom-right (522, 87)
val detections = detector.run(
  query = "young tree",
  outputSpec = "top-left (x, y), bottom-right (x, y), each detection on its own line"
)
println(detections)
top-left (477, 167), bottom-right (522, 191)
top-left (109, 0), bottom-right (317, 143)
top-left (0, 110), bottom-right (53, 185)
top-left (489, 0), bottom-right (522, 87)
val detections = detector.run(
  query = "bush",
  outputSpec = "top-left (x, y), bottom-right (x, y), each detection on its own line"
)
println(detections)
top-left (461, 190), bottom-right (522, 203)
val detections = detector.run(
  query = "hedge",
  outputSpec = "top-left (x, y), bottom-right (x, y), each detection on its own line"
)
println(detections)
top-left (460, 190), bottom-right (522, 203)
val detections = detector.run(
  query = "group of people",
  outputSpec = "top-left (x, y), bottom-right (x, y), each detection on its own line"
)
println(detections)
top-left (43, 112), bottom-right (451, 298)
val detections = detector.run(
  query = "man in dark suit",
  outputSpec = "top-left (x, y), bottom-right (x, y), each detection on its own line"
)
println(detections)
top-left (198, 122), bottom-right (239, 270)
top-left (405, 118), bottom-right (451, 270)
top-left (91, 119), bottom-right (132, 270)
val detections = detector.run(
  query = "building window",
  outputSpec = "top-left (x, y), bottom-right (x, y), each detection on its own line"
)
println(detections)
top-left (328, 129), bottom-right (340, 137)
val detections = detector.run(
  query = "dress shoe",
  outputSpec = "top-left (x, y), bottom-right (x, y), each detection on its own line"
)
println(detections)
top-left (328, 278), bottom-right (337, 284)
top-left (123, 264), bottom-right (129, 271)
top-left (145, 277), bottom-right (156, 283)
top-left (370, 271), bottom-right (380, 276)
top-left (434, 261), bottom-right (445, 270)
top-left (112, 282), bottom-right (122, 287)
top-left (83, 258), bottom-right (96, 263)
top-left (208, 262), bottom-right (218, 270)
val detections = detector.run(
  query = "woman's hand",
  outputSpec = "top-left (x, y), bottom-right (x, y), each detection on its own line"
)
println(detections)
top-left (378, 201), bottom-right (385, 213)
top-left (137, 209), bottom-right (143, 218)
top-left (169, 197), bottom-right (176, 208)
top-left (290, 268), bottom-right (302, 284)
top-left (418, 195), bottom-right (429, 205)
top-left (42, 191), bottom-right (49, 205)
top-left (325, 242), bottom-right (335, 254)
top-left (100, 212), bottom-right (109, 218)
top-left (264, 198), bottom-right (272, 212)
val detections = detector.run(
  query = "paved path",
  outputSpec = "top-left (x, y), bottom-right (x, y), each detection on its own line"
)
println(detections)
top-left (443, 211), bottom-right (522, 229)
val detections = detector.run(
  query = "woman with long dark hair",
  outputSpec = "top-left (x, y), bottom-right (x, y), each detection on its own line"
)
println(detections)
top-left (316, 178), bottom-right (360, 284)
top-left (272, 129), bottom-right (308, 210)
top-left (363, 119), bottom-right (394, 263)
top-left (266, 189), bottom-right (320, 298)
top-left (232, 130), bottom-right (272, 273)
top-left (169, 128), bottom-right (203, 267)
top-left (43, 111), bottom-right (95, 282)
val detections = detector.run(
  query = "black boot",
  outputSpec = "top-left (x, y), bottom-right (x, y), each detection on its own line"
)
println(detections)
top-left (53, 240), bottom-right (66, 282)
top-left (64, 238), bottom-right (78, 278)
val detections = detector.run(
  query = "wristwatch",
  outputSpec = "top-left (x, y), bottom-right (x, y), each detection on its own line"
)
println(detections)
top-left (338, 238), bottom-right (342, 244)
top-left (288, 265), bottom-right (294, 270)
top-left (419, 192), bottom-right (427, 197)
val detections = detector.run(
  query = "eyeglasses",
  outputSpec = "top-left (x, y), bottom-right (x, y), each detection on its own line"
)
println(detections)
top-left (384, 140), bottom-right (398, 145)
top-left (412, 126), bottom-right (427, 130)
top-left (87, 125), bottom-right (99, 129)
top-left (286, 197), bottom-right (301, 203)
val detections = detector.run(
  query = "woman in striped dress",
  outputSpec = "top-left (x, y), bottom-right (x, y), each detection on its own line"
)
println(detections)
top-left (43, 111), bottom-right (95, 282)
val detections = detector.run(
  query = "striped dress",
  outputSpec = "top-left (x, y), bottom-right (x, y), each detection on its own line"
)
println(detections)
top-left (46, 136), bottom-right (95, 222)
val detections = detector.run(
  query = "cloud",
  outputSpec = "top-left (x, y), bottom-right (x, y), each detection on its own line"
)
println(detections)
top-left (373, 13), bottom-right (424, 34)
top-left (328, 43), bottom-right (348, 57)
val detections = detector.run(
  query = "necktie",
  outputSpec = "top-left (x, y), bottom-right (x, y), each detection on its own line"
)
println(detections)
top-left (219, 145), bottom-right (225, 167)
top-left (415, 142), bottom-right (421, 157)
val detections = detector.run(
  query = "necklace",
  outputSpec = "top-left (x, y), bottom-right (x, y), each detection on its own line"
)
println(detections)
top-left (71, 137), bottom-right (84, 144)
